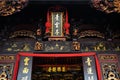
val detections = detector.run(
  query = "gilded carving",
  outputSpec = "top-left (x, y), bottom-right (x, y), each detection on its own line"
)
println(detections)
top-left (45, 42), bottom-right (70, 52)
top-left (34, 41), bottom-right (43, 50)
top-left (5, 42), bottom-right (32, 52)
top-left (94, 42), bottom-right (106, 51)
top-left (0, 56), bottom-right (15, 61)
top-left (108, 72), bottom-right (118, 80)
top-left (80, 30), bottom-right (104, 38)
top-left (72, 41), bottom-right (80, 51)
top-left (0, 64), bottom-right (14, 80)
top-left (9, 30), bottom-right (35, 39)
top-left (6, 48), bottom-right (12, 51)
top-left (99, 55), bottom-right (117, 61)
top-left (102, 64), bottom-right (120, 80)
top-left (22, 43), bottom-right (30, 51)
top-left (0, 72), bottom-right (7, 80)
top-left (0, 66), bottom-right (7, 80)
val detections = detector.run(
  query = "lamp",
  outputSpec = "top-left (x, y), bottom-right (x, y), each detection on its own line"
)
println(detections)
top-left (0, 0), bottom-right (29, 16)
top-left (91, 0), bottom-right (120, 13)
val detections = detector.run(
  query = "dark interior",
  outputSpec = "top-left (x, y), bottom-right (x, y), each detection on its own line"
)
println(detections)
top-left (32, 57), bottom-right (84, 80)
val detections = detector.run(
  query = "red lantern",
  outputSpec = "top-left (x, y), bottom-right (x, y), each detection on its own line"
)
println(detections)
top-left (45, 11), bottom-right (51, 33)
top-left (64, 10), bottom-right (70, 35)
top-left (45, 22), bottom-right (51, 33)
top-left (64, 22), bottom-right (70, 35)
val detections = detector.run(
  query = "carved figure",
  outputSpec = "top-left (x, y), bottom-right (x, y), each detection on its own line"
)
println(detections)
top-left (72, 41), bottom-right (80, 50)
top-left (34, 41), bottom-right (43, 50)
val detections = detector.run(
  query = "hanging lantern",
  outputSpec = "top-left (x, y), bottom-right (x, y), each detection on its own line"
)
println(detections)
top-left (64, 22), bottom-right (70, 35)
top-left (45, 11), bottom-right (51, 33)
top-left (45, 22), bottom-right (51, 33)
top-left (64, 10), bottom-right (70, 35)
top-left (0, 0), bottom-right (29, 16)
top-left (91, 0), bottom-right (120, 13)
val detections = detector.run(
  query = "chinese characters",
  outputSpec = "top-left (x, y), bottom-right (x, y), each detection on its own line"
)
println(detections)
top-left (52, 12), bottom-right (62, 36)
top-left (83, 57), bottom-right (98, 80)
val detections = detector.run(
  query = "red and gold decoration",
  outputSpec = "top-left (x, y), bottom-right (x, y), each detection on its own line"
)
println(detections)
top-left (72, 41), bottom-right (80, 51)
top-left (80, 30), bottom-right (105, 38)
top-left (64, 10), bottom-right (70, 35)
top-left (34, 41), bottom-right (43, 51)
top-left (98, 54), bottom-right (120, 80)
top-left (0, 0), bottom-right (29, 16)
top-left (14, 52), bottom-right (102, 80)
top-left (0, 55), bottom-right (16, 80)
top-left (9, 30), bottom-right (35, 39)
top-left (0, 65), bottom-right (10, 80)
top-left (93, 42), bottom-right (106, 51)
top-left (91, 0), bottom-right (120, 13)
top-left (45, 6), bottom-right (70, 40)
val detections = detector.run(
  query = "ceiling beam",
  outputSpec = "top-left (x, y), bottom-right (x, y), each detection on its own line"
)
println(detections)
top-left (29, 0), bottom-right (90, 5)
top-left (29, 0), bottom-right (90, 1)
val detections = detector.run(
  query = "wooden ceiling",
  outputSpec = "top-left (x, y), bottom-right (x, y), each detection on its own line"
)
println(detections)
top-left (0, 0), bottom-right (120, 33)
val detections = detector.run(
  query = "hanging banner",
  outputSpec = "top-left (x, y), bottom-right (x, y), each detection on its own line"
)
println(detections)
top-left (82, 56), bottom-right (98, 80)
top-left (17, 56), bottom-right (33, 80)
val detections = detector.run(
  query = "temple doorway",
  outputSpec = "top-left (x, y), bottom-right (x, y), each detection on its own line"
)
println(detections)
top-left (32, 57), bottom-right (84, 80)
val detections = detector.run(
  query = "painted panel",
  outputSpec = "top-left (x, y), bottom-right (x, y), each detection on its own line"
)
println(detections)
top-left (17, 56), bottom-right (33, 80)
top-left (82, 56), bottom-right (98, 80)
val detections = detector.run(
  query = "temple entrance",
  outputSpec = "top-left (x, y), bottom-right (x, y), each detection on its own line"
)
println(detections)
top-left (32, 57), bottom-right (84, 80)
